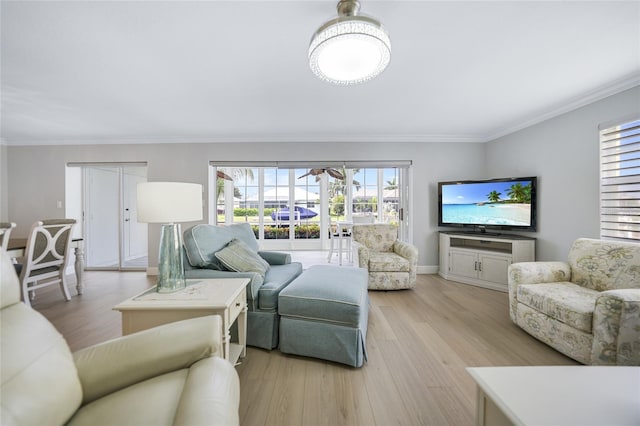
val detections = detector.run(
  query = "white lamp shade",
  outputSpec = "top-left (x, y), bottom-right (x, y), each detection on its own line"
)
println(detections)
top-left (137, 182), bottom-right (203, 223)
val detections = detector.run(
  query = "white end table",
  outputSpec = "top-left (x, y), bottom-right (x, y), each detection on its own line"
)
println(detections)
top-left (467, 366), bottom-right (640, 426)
top-left (113, 278), bottom-right (249, 365)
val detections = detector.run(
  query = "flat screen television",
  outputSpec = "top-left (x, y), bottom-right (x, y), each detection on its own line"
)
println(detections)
top-left (438, 177), bottom-right (537, 233)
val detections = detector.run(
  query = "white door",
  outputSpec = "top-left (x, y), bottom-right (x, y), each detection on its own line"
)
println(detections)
top-left (84, 165), bottom-right (148, 270)
top-left (84, 167), bottom-right (120, 268)
top-left (122, 167), bottom-right (148, 268)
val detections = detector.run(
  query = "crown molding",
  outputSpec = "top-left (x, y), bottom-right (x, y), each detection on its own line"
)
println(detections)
top-left (4, 75), bottom-right (638, 147)
top-left (2, 133), bottom-right (486, 146)
top-left (484, 73), bottom-right (640, 142)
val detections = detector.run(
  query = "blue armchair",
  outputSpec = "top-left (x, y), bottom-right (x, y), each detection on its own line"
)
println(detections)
top-left (182, 223), bottom-right (303, 349)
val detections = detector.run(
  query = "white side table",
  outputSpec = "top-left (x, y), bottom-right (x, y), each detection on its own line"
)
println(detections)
top-left (114, 278), bottom-right (249, 365)
top-left (467, 366), bottom-right (640, 426)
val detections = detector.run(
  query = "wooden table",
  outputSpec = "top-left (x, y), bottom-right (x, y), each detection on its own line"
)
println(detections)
top-left (7, 237), bottom-right (85, 295)
top-left (467, 366), bottom-right (640, 426)
top-left (113, 278), bottom-right (249, 365)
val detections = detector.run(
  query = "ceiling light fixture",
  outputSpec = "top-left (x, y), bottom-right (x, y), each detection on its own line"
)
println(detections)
top-left (309, 0), bottom-right (391, 85)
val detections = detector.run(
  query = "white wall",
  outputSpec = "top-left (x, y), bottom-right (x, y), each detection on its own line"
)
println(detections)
top-left (5, 141), bottom-right (486, 270)
top-left (5, 88), bottom-right (638, 271)
top-left (485, 86), bottom-right (640, 261)
top-left (0, 144), bottom-right (8, 221)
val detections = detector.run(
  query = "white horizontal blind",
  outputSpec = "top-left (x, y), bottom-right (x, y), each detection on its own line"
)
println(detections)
top-left (600, 117), bottom-right (640, 241)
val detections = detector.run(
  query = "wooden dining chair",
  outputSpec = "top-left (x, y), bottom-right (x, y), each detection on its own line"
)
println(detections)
top-left (16, 219), bottom-right (76, 307)
top-left (0, 222), bottom-right (16, 252)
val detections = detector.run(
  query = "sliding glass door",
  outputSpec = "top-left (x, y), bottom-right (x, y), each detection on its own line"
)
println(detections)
top-left (212, 162), bottom-right (412, 249)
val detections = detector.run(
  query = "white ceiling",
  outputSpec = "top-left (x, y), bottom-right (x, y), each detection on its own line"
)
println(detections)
top-left (1, 0), bottom-right (639, 146)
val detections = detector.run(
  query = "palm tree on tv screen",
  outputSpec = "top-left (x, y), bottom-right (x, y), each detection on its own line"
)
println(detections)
top-left (486, 190), bottom-right (501, 203)
top-left (507, 183), bottom-right (532, 203)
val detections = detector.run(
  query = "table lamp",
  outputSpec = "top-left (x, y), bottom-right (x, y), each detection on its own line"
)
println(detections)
top-left (137, 182), bottom-right (203, 293)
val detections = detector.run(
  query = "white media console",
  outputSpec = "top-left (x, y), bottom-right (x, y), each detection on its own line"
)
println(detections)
top-left (439, 231), bottom-right (536, 292)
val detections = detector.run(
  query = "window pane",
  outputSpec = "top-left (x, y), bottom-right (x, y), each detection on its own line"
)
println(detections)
top-left (231, 168), bottom-right (258, 229)
top-left (264, 168), bottom-right (289, 239)
top-left (353, 168), bottom-right (378, 221)
top-left (382, 168), bottom-right (400, 224)
top-left (294, 169), bottom-right (321, 239)
top-left (328, 169), bottom-right (347, 222)
top-left (215, 167), bottom-right (229, 225)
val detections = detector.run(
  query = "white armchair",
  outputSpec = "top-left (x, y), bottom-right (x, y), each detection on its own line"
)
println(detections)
top-left (0, 252), bottom-right (240, 426)
top-left (508, 238), bottom-right (640, 365)
top-left (352, 224), bottom-right (418, 290)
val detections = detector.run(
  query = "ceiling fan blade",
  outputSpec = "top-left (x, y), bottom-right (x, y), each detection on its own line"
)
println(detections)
top-left (326, 168), bottom-right (344, 180)
top-left (298, 168), bottom-right (324, 179)
top-left (216, 171), bottom-right (233, 181)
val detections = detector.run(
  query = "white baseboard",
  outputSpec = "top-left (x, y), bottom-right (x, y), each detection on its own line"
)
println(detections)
top-left (146, 265), bottom-right (437, 276)
top-left (417, 265), bottom-right (439, 274)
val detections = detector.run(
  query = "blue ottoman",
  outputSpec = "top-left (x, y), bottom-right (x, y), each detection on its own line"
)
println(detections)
top-left (278, 265), bottom-right (369, 367)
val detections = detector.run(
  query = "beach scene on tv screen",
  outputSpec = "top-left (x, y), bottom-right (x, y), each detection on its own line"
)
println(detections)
top-left (441, 181), bottom-right (533, 226)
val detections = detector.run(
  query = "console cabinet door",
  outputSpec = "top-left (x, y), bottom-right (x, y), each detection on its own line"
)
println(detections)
top-left (478, 254), bottom-right (512, 285)
top-left (449, 249), bottom-right (479, 279)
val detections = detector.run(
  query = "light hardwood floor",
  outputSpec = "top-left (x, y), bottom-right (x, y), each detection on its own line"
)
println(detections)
top-left (31, 266), bottom-right (577, 426)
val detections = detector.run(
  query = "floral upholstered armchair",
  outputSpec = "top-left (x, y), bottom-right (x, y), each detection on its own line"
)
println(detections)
top-left (352, 224), bottom-right (418, 290)
top-left (508, 238), bottom-right (640, 365)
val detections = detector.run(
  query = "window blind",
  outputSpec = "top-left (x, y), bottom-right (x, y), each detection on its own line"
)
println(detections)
top-left (600, 117), bottom-right (640, 241)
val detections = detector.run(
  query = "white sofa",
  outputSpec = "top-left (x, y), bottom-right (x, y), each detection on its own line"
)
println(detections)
top-left (0, 252), bottom-right (240, 426)
top-left (508, 238), bottom-right (640, 365)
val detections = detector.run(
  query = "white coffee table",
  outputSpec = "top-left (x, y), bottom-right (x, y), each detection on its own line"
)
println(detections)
top-left (113, 278), bottom-right (249, 365)
top-left (467, 366), bottom-right (640, 426)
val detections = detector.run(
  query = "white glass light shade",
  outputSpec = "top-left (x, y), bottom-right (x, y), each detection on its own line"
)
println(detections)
top-left (309, 16), bottom-right (391, 85)
top-left (137, 182), bottom-right (203, 224)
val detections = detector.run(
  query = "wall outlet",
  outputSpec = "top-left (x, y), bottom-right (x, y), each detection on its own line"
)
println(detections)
top-left (57, 201), bottom-right (63, 209)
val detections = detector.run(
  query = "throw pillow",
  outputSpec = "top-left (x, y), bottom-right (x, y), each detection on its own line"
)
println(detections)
top-left (183, 224), bottom-right (234, 270)
top-left (225, 223), bottom-right (260, 252)
top-left (215, 238), bottom-right (270, 277)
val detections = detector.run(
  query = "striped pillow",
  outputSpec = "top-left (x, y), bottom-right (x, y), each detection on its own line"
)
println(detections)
top-left (215, 238), bottom-right (270, 277)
